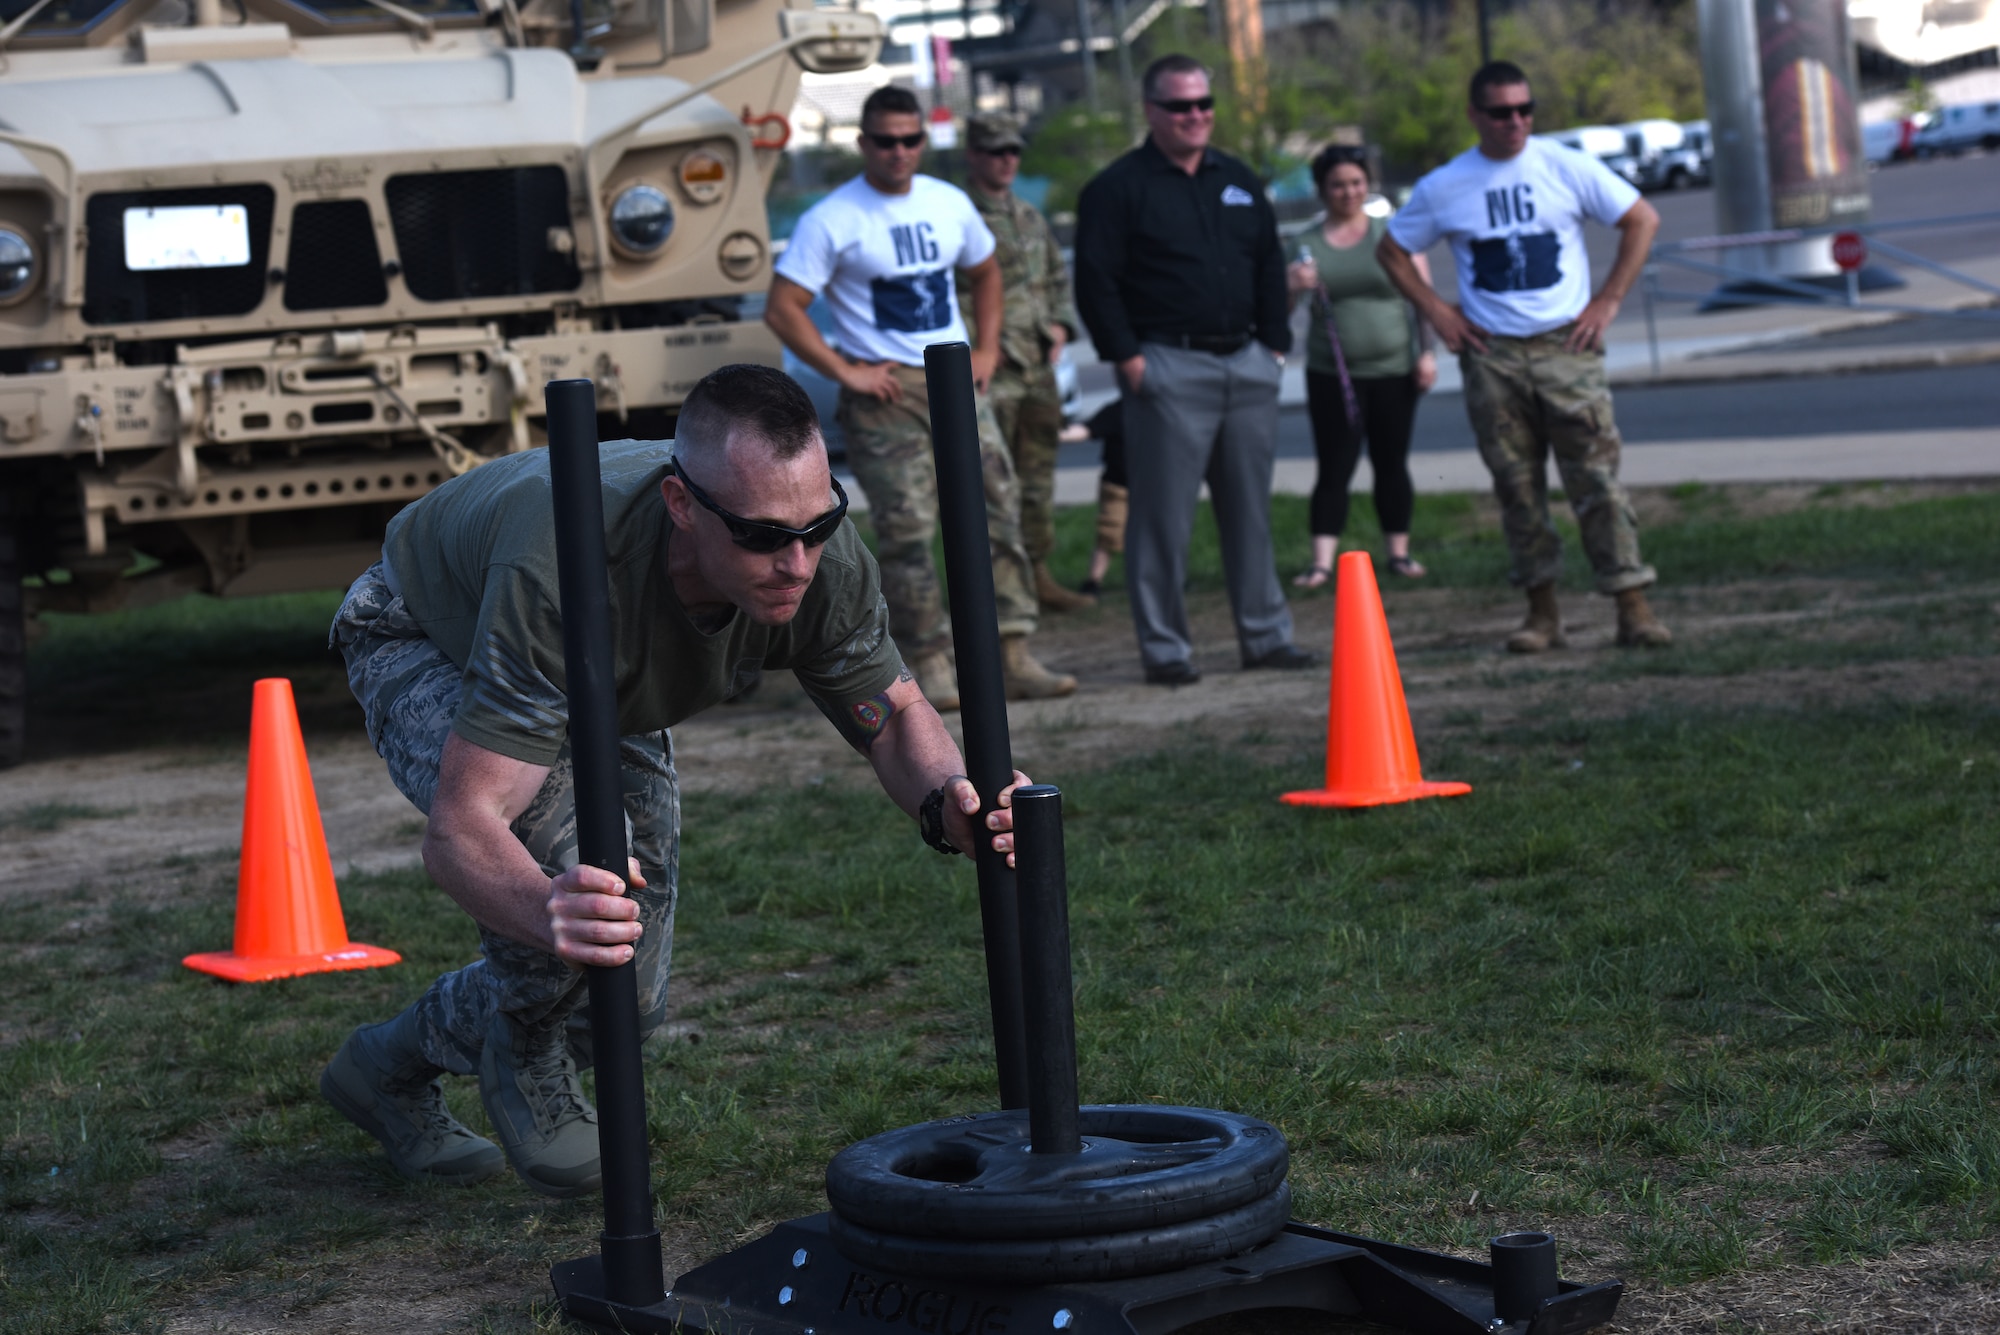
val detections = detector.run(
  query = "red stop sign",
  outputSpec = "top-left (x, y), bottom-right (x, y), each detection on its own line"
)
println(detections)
top-left (1831, 231), bottom-right (1867, 271)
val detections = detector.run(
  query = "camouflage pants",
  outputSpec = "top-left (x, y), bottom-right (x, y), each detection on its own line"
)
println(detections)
top-left (329, 562), bottom-right (680, 1076)
top-left (986, 361), bottom-right (1065, 564)
top-left (1460, 327), bottom-right (1656, 594)
top-left (836, 362), bottom-right (1037, 658)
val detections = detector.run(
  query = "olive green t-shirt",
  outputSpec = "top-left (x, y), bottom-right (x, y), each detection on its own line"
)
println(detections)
top-left (381, 440), bottom-right (903, 767)
top-left (1299, 215), bottom-right (1417, 380)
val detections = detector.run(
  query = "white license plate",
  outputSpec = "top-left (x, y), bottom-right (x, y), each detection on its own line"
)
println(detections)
top-left (123, 204), bottom-right (252, 271)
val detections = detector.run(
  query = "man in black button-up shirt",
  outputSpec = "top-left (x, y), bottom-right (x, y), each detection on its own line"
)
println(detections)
top-left (1075, 55), bottom-right (1311, 685)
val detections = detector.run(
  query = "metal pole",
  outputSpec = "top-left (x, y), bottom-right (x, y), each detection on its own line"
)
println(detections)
top-left (1109, 0), bottom-right (1135, 140)
top-left (923, 342), bottom-right (1031, 1111)
top-left (1074, 0), bottom-right (1100, 118)
top-left (1477, 0), bottom-right (1491, 65)
top-left (1011, 784), bottom-right (1081, 1155)
top-left (545, 379), bottom-right (664, 1309)
top-left (1643, 266), bottom-right (1661, 378)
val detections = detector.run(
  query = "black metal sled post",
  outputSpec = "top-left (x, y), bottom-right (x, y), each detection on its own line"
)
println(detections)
top-left (928, 340), bottom-right (1033, 1113)
top-left (549, 356), bottom-right (1624, 1335)
top-left (544, 378), bottom-right (666, 1310)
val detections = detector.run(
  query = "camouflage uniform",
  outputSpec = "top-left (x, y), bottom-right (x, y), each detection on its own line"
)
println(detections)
top-left (969, 177), bottom-right (1077, 565)
top-left (1459, 326), bottom-right (1656, 594)
top-left (837, 369), bottom-right (1038, 657)
top-left (329, 562), bottom-right (679, 1076)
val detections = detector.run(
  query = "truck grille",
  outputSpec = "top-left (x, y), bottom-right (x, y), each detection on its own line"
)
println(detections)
top-left (386, 166), bottom-right (580, 302)
top-left (284, 199), bottom-right (387, 312)
top-left (83, 185), bottom-right (275, 326)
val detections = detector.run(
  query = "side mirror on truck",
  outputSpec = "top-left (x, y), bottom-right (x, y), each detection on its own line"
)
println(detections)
top-left (778, 7), bottom-right (882, 74)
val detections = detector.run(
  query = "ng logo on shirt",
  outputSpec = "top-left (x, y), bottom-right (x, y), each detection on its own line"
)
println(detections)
top-left (1484, 185), bottom-right (1536, 227)
top-left (890, 222), bottom-right (940, 265)
top-left (1471, 232), bottom-right (1561, 293)
top-left (872, 270), bottom-right (951, 332)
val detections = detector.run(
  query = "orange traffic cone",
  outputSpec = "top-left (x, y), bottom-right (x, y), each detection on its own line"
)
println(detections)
top-left (1282, 552), bottom-right (1471, 809)
top-left (183, 678), bottom-right (400, 983)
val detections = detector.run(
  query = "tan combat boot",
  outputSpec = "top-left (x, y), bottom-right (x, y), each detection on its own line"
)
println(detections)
top-left (1035, 560), bottom-right (1097, 612)
top-left (1615, 588), bottom-right (1673, 647)
top-left (1094, 481), bottom-right (1129, 555)
top-left (1002, 635), bottom-right (1078, 700)
top-left (912, 650), bottom-right (960, 712)
top-left (1505, 582), bottom-right (1567, 654)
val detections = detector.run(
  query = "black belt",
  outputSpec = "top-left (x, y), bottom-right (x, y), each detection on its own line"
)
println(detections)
top-left (1140, 331), bottom-right (1252, 356)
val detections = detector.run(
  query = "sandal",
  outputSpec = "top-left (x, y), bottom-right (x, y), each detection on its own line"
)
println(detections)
top-left (1385, 554), bottom-right (1427, 578)
top-left (1292, 566), bottom-right (1332, 589)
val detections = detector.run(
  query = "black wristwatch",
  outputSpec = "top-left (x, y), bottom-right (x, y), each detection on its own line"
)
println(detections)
top-left (919, 786), bottom-right (960, 856)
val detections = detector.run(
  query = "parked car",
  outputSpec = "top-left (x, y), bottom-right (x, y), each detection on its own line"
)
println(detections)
top-left (1615, 119), bottom-right (1700, 190)
top-left (1658, 119), bottom-right (1713, 188)
top-left (1543, 126), bottom-right (1642, 186)
top-left (1913, 101), bottom-right (2000, 155)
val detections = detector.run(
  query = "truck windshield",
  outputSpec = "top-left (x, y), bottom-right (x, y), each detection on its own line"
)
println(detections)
top-left (0, 0), bottom-right (126, 37)
top-left (0, 0), bottom-right (483, 34)
top-left (287, 0), bottom-right (481, 18)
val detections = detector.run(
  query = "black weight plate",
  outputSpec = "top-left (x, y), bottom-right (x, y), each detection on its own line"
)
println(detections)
top-left (828, 1180), bottom-right (1292, 1284)
top-left (825, 1105), bottom-right (1289, 1240)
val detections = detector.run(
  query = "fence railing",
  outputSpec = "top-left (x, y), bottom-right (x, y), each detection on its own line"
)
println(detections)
top-left (1640, 211), bottom-right (2000, 375)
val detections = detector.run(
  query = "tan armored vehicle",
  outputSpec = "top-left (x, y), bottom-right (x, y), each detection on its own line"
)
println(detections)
top-left (0, 0), bottom-right (879, 763)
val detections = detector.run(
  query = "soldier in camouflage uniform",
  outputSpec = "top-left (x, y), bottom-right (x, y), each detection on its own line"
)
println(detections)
top-left (962, 113), bottom-right (1093, 613)
top-left (1380, 61), bottom-right (1671, 651)
top-left (317, 365), bottom-right (1029, 1198)
top-left (766, 86), bottom-right (1076, 709)
top-left (1458, 332), bottom-right (1652, 601)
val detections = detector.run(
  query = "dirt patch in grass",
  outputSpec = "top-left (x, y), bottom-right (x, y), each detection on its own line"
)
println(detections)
top-left (156, 1256), bottom-right (548, 1335)
top-left (2, 570), bottom-right (1993, 915)
top-left (1613, 1242), bottom-right (2000, 1333)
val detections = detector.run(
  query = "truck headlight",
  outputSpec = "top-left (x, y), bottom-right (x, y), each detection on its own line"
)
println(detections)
top-left (0, 227), bottom-right (37, 303)
top-left (609, 184), bottom-right (674, 258)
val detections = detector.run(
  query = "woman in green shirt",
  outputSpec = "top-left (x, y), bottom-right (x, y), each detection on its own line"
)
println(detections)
top-left (1286, 145), bottom-right (1438, 588)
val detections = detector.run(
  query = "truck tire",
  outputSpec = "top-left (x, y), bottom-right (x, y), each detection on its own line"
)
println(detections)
top-left (0, 516), bottom-right (23, 768)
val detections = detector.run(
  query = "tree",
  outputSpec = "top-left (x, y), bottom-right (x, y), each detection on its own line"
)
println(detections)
top-left (1021, 0), bottom-right (1707, 205)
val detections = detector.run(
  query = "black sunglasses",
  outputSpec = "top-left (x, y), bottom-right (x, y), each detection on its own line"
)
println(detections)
top-left (1481, 100), bottom-right (1536, 120)
top-left (670, 460), bottom-right (849, 553)
top-left (864, 131), bottom-right (927, 150)
top-left (974, 144), bottom-right (1023, 157)
top-left (1151, 96), bottom-right (1215, 114)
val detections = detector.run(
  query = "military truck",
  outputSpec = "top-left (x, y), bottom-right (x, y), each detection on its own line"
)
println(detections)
top-left (0, 0), bottom-right (880, 763)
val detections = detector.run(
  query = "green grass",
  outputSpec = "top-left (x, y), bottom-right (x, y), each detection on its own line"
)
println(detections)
top-left (4, 705), bottom-right (1998, 1328)
top-left (0, 803), bottom-right (129, 834)
top-left (1044, 484), bottom-right (2000, 595)
top-left (27, 590), bottom-right (346, 689)
top-left (25, 484), bottom-right (1999, 707)
top-left (6, 481), bottom-right (2000, 1329)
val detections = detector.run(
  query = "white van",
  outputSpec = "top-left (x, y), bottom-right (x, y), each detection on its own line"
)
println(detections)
top-left (1862, 117), bottom-right (1924, 164)
top-left (1543, 126), bottom-right (1641, 185)
top-left (1913, 101), bottom-right (2000, 155)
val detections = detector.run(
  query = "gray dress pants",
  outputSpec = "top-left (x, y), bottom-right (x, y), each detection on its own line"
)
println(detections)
top-left (1120, 341), bottom-right (1295, 669)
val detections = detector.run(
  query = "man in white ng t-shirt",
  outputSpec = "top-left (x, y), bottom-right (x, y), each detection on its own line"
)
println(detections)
top-left (1379, 60), bottom-right (1672, 652)
top-left (766, 86), bottom-right (1076, 706)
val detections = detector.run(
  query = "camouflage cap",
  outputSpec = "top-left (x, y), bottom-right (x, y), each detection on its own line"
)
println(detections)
top-left (966, 113), bottom-right (1027, 152)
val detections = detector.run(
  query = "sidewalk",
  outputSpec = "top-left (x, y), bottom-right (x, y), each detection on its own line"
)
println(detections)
top-left (1063, 251), bottom-right (2000, 418)
top-left (832, 252), bottom-right (1999, 512)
